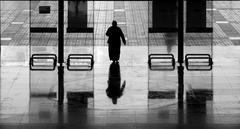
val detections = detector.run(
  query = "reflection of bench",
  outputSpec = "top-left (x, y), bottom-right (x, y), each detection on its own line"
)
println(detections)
top-left (185, 54), bottom-right (213, 71)
top-left (30, 54), bottom-right (57, 71)
top-left (67, 92), bottom-right (93, 107)
top-left (148, 91), bottom-right (176, 99)
top-left (187, 89), bottom-right (213, 104)
top-left (67, 54), bottom-right (94, 71)
top-left (30, 92), bottom-right (57, 98)
top-left (148, 54), bottom-right (175, 70)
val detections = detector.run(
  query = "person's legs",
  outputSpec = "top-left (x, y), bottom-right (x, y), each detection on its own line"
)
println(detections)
top-left (109, 44), bottom-right (121, 62)
top-left (108, 45), bottom-right (113, 61)
top-left (115, 45), bottom-right (121, 62)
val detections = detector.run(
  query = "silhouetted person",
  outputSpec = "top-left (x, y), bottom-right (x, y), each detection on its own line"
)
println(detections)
top-left (106, 62), bottom-right (126, 104)
top-left (106, 20), bottom-right (126, 63)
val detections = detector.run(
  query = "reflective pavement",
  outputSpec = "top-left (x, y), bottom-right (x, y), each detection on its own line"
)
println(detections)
top-left (1, 1), bottom-right (240, 129)
top-left (1, 46), bottom-right (240, 128)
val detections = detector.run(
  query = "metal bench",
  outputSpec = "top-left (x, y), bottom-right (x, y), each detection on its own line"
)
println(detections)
top-left (30, 54), bottom-right (57, 71)
top-left (148, 54), bottom-right (175, 70)
top-left (185, 54), bottom-right (213, 71)
top-left (67, 54), bottom-right (94, 71)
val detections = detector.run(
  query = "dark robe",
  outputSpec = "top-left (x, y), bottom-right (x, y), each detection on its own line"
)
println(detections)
top-left (106, 26), bottom-right (126, 61)
top-left (106, 62), bottom-right (126, 104)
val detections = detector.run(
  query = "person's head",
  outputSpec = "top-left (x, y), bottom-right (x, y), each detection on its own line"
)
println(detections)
top-left (112, 20), bottom-right (117, 27)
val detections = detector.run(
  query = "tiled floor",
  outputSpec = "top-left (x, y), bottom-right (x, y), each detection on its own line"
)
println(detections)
top-left (1, 1), bottom-right (240, 129)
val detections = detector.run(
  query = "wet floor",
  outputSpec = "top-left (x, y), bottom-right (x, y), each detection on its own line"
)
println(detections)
top-left (1, 1), bottom-right (240, 129)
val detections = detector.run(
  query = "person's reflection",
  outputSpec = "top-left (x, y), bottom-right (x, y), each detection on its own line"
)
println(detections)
top-left (165, 33), bottom-right (177, 53)
top-left (106, 62), bottom-right (126, 104)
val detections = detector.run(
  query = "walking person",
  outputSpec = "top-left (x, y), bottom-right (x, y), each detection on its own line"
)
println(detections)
top-left (106, 20), bottom-right (126, 63)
